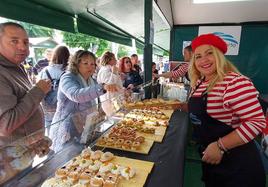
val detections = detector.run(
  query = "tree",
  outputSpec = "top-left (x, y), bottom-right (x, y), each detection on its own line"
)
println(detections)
top-left (117, 45), bottom-right (129, 59)
top-left (62, 32), bottom-right (110, 57)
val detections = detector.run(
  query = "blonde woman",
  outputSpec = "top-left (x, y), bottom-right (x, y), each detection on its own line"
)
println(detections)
top-left (188, 33), bottom-right (266, 186)
top-left (97, 51), bottom-right (123, 116)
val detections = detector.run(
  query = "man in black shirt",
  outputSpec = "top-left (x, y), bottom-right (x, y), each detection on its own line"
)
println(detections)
top-left (131, 54), bottom-right (142, 73)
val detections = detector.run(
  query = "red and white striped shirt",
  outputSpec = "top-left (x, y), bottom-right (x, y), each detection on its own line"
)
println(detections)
top-left (171, 63), bottom-right (189, 78)
top-left (191, 72), bottom-right (266, 143)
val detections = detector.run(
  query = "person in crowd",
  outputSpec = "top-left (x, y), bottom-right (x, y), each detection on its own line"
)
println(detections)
top-left (154, 45), bottom-right (192, 80)
top-left (0, 22), bottom-right (51, 146)
top-left (38, 46), bottom-right (70, 136)
top-left (261, 115), bottom-right (268, 171)
top-left (21, 57), bottom-right (36, 83)
top-left (187, 33), bottom-right (266, 187)
top-left (131, 53), bottom-right (142, 73)
top-left (152, 62), bottom-right (159, 98)
top-left (92, 57), bottom-right (100, 80)
top-left (97, 51), bottom-right (124, 116)
top-left (33, 48), bottom-right (52, 75)
top-left (152, 62), bottom-right (158, 75)
top-left (118, 56), bottom-right (143, 92)
top-left (49, 50), bottom-right (117, 152)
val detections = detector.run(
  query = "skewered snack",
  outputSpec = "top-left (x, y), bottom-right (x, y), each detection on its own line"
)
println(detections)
top-left (90, 150), bottom-right (103, 160)
top-left (120, 166), bottom-right (136, 180)
top-left (67, 170), bottom-right (79, 184)
top-left (97, 136), bottom-right (107, 146)
top-left (135, 136), bottom-right (145, 143)
top-left (99, 163), bottom-right (114, 173)
top-left (100, 152), bottom-right (114, 162)
top-left (103, 173), bottom-right (119, 187)
top-left (78, 169), bottom-right (94, 186)
top-left (122, 140), bottom-right (133, 149)
top-left (114, 139), bottom-right (124, 148)
top-left (55, 166), bottom-right (68, 180)
top-left (132, 141), bottom-right (141, 150)
top-left (90, 175), bottom-right (104, 187)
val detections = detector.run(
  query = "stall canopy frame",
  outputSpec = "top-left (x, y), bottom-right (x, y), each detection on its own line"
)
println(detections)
top-left (0, 0), bottom-right (169, 54)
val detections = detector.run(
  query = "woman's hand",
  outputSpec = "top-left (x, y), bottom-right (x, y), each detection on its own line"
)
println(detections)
top-left (127, 84), bottom-right (134, 90)
top-left (153, 73), bottom-right (159, 79)
top-left (202, 141), bottom-right (223, 165)
top-left (120, 72), bottom-right (126, 80)
top-left (111, 66), bottom-right (119, 74)
top-left (104, 84), bottom-right (118, 92)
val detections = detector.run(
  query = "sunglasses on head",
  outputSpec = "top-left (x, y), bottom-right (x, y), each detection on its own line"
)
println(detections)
top-left (76, 50), bottom-right (87, 58)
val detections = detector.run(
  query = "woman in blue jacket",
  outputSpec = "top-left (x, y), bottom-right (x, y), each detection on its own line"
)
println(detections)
top-left (50, 50), bottom-right (116, 152)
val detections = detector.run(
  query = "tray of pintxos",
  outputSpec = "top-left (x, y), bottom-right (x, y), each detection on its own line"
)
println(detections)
top-left (41, 148), bottom-right (154, 187)
top-left (96, 126), bottom-right (154, 154)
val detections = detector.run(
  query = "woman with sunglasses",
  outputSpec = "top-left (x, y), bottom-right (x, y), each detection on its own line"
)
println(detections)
top-left (50, 50), bottom-right (117, 152)
top-left (119, 56), bottom-right (143, 92)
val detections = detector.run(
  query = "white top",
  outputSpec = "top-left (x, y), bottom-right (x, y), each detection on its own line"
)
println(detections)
top-left (97, 65), bottom-right (123, 102)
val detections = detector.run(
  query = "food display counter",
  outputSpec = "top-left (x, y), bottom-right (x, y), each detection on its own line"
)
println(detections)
top-left (1, 92), bottom-right (189, 187)
top-left (159, 80), bottom-right (189, 102)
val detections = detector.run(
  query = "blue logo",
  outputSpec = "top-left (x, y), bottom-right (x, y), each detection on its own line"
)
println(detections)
top-left (213, 32), bottom-right (238, 47)
top-left (189, 113), bottom-right (202, 126)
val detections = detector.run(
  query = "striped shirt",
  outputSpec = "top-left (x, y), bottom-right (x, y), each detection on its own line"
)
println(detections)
top-left (171, 63), bottom-right (189, 78)
top-left (191, 72), bottom-right (266, 143)
top-left (263, 116), bottom-right (268, 135)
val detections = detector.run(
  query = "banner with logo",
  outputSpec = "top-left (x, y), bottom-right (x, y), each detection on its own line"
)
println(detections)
top-left (198, 26), bottom-right (241, 55)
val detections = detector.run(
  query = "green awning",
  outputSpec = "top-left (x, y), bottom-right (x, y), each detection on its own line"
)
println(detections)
top-left (0, 0), bottom-right (75, 33)
top-left (0, 0), bottom-right (170, 54)
top-left (77, 15), bottom-right (132, 47)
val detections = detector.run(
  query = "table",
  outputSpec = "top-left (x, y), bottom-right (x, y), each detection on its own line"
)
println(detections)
top-left (3, 111), bottom-right (189, 187)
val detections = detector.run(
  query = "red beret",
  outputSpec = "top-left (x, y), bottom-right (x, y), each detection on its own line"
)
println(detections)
top-left (191, 33), bottom-right (228, 54)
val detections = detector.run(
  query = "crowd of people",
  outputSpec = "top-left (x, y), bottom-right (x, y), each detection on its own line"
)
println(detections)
top-left (37, 51), bottom-right (144, 151)
top-left (0, 21), bottom-right (268, 186)
top-left (0, 22), bottom-right (146, 153)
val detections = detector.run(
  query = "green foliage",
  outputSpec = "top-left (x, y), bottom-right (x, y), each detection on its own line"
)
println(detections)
top-left (16, 21), bottom-right (54, 37)
top-left (137, 48), bottom-right (143, 55)
top-left (34, 48), bottom-right (46, 61)
top-left (62, 32), bottom-right (110, 57)
top-left (117, 45), bottom-right (129, 59)
top-left (163, 50), bottom-right (169, 56)
top-left (96, 40), bottom-right (111, 57)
